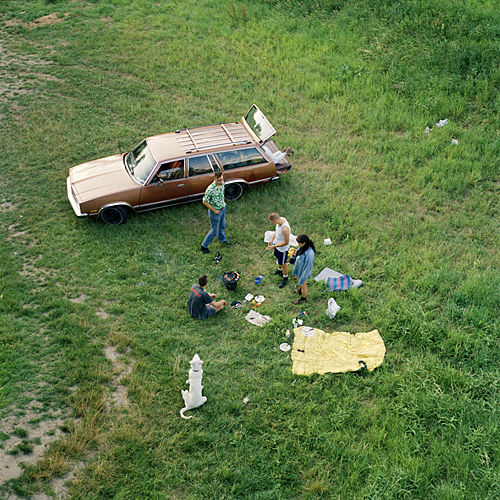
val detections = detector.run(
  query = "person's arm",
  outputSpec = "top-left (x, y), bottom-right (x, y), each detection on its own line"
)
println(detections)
top-left (203, 184), bottom-right (220, 214)
top-left (203, 200), bottom-right (220, 214)
top-left (267, 231), bottom-right (276, 249)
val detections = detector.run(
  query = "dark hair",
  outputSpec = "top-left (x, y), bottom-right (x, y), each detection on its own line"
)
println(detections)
top-left (214, 171), bottom-right (223, 179)
top-left (296, 234), bottom-right (315, 256)
top-left (199, 275), bottom-right (208, 287)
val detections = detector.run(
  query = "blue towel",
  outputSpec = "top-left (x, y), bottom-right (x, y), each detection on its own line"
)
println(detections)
top-left (326, 274), bottom-right (352, 292)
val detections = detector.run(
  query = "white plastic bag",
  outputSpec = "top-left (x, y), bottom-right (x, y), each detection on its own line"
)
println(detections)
top-left (326, 298), bottom-right (340, 319)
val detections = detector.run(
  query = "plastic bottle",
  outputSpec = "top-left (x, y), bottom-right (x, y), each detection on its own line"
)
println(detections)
top-left (299, 309), bottom-right (303, 318)
top-left (286, 327), bottom-right (290, 338)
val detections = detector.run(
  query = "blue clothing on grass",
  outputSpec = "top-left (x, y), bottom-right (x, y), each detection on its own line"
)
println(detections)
top-left (291, 247), bottom-right (315, 285)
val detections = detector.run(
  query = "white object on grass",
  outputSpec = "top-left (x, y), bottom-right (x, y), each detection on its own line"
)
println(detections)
top-left (324, 238), bottom-right (332, 245)
top-left (302, 327), bottom-right (316, 337)
top-left (326, 297), bottom-right (340, 319)
top-left (436, 119), bottom-right (448, 127)
top-left (180, 354), bottom-right (207, 419)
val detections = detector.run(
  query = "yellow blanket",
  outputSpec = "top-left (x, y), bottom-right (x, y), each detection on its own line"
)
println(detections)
top-left (291, 326), bottom-right (386, 375)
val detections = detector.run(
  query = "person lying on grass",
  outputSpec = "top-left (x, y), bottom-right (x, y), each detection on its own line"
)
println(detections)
top-left (188, 275), bottom-right (227, 319)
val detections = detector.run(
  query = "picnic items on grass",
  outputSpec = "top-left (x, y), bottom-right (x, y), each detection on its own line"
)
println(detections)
top-left (221, 271), bottom-right (240, 290)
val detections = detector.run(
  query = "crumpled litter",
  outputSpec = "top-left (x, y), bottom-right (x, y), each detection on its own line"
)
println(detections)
top-left (451, 139), bottom-right (458, 145)
top-left (245, 310), bottom-right (271, 327)
top-left (291, 326), bottom-right (385, 375)
top-left (436, 119), bottom-right (448, 128)
top-left (326, 297), bottom-right (340, 319)
top-left (314, 268), bottom-right (363, 290)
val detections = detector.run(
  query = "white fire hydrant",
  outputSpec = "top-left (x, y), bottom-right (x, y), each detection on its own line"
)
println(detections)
top-left (180, 354), bottom-right (207, 419)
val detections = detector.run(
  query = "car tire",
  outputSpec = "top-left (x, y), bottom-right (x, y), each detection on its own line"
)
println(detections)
top-left (100, 206), bottom-right (128, 225)
top-left (225, 183), bottom-right (246, 201)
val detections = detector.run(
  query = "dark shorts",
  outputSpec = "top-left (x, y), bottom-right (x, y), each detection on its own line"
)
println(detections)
top-left (274, 248), bottom-right (288, 265)
top-left (205, 304), bottom-right (217, 317)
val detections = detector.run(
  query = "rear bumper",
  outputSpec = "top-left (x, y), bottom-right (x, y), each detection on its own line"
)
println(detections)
top-left (67, 177), bottom-right (88, 218)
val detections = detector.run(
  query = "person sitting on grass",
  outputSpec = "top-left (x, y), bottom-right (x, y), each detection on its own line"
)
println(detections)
top-left (291, 234), bottom-right (315, 305)
top-left (188, 275), bottom-right (227, 319)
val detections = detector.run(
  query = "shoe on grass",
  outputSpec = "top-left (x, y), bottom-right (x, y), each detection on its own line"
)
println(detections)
top-left (279, 277), bottom-right (288, 288)
top-left (200, 246), bottom-right (210, 254)
top-left (294, 297), bottom-right (307, 305)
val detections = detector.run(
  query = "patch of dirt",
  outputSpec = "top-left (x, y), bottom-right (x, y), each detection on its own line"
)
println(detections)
top-left (95, 309), bottom-right (109, 319)
top-left (4, 13), bottom-right (68, 30)
top-left (104, 346), bottom-right (134, 410)
top-left (0, 409), bottom-right (66, 484)
top-left (0, 201), bottom-right (17, 212)
top-left (69, 294), bottom-right (88, 304)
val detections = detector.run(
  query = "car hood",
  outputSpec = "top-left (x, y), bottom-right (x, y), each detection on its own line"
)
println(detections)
top-left (69, 154), bottom-right (140, 202)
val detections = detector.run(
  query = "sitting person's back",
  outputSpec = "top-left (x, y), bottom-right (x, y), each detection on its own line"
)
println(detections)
top-left (188, 275), bottom-right (227, 319)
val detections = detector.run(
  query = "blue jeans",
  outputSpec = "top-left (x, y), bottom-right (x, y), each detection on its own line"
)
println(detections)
top-left (202, 207), bottom-right (226, 248)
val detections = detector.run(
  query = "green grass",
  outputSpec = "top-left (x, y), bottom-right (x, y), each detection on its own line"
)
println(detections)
top-left (1, 0), bottom-right (500, 498)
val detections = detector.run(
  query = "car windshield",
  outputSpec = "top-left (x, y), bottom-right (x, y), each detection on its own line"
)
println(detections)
top-left (244, 105), bottom-right (276, 142)
top-left (125, 140), bottom-right (157, 184)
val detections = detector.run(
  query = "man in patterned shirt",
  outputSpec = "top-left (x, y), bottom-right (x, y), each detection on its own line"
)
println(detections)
top-left (200, 171), bottom-right (232, 254)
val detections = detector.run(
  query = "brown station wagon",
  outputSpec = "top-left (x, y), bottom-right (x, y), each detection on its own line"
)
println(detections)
top-left (67, 105), bottom-right (292, 224)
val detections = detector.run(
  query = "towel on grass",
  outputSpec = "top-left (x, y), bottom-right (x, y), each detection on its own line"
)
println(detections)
top-left (314, 267), bottom-right (363, 290)
top-left (291, 327), bottom-right (385, 375)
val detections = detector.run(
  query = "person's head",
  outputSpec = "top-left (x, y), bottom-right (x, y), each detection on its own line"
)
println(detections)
top-left (296, 234), bottom-right (315, 254)
top-left (269, 213), bottom-right (280, 222)
top-left (199, 275), bottom-right (208, 287)
top-left (214, 171), bottom-right (224, 184)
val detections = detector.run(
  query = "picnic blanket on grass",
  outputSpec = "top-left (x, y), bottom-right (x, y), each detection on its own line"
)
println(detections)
top-left (291, 327), bottom-right (385, 375)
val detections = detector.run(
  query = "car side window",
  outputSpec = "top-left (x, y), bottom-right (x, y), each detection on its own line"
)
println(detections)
top-left (151, 160), bottom-right (184, 184)
top-left (216, 148), bottom-right (265, 171)
top-left (189, 155), bottom-right (218, 177)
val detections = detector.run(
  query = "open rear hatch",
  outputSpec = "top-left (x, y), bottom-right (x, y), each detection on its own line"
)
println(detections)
top-left (243, 105), bottom-right (291, 172)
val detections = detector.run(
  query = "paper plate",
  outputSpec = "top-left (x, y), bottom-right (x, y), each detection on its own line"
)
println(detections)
top-left (280, 343), bottom-right (291, 352)
top-left (301, 327), bottom-right (315, 337)
top-left (245, 293), bottom-right (254, 301)
top-left (254, 295), bottom-right (265, 303)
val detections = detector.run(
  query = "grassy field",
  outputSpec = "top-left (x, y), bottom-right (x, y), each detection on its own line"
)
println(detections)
top-left (1, 0), bottom-right (499, 498)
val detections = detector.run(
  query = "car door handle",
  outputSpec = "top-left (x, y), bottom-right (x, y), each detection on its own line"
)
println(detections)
top-left (177, 183), bottom-right (185, 187)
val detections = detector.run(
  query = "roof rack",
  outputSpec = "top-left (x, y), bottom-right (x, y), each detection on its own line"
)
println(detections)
top-left (175, 122), bottom-right (253, 154)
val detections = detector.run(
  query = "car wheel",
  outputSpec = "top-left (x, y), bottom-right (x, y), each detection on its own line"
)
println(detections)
top-left (100, 206), bottom-right (128, 225)
top-left (225, 183), bottom-right (246, 201)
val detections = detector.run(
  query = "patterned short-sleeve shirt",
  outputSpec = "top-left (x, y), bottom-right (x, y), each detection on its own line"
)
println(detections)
top-left (203, 181), bottom-right (226, 210)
